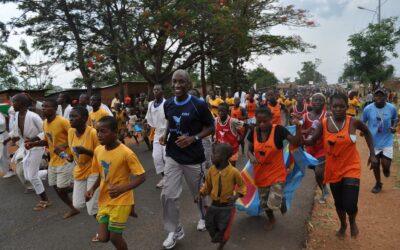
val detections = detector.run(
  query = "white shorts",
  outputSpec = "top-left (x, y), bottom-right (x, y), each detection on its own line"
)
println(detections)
top-left (48, 162), bottom-right (74, 188)
top-left (375, 147), bottom-right (393, 160)
top-left (73, 174), bottom-right (99, 216)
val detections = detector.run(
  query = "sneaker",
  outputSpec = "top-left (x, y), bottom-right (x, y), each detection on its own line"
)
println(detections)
top-left (174, 226), bottom-right (185, 240)
top-left (197, 219), bottom-right (207, 232)
top-left (319, 186), bottom-right (330, 204)
top-left (156, 177), bottom-right (165, 189)
top-left (3, 171), bottom-right (16, 178)
top-left (371, 182), bottom-right (382, 193)
top-left (163, 226), bottom-right (184, 249)
top-left (383, 168), bottom-right (390, 178)
top-left (163, 232), bottom-right (176, 249)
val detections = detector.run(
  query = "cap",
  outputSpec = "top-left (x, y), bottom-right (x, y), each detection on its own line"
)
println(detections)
top-left (374, 88), bottom-right (386, 95)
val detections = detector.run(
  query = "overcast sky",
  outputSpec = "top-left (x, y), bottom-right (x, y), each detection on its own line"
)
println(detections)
top-left (1, 0), bottom-right (400, 88)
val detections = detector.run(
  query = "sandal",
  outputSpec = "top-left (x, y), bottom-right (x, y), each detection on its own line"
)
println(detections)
top-left (33, 201), bottom-right (51, 211)
top-left (91, 233), bottom-right (100, 242)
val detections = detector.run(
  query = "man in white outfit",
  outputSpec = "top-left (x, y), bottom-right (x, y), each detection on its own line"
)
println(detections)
top-left (234, 86), bottom-right (247, 108)
top-left (145, 84), bottom-right (167, 188)
top-left (10, 94), bottom-right (50, 210)
top-left (56, 93), bottom-right (73, 119)
top-left (0, 112), bottom-right (12, 177)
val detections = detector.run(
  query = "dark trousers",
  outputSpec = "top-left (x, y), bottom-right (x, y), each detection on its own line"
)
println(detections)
top-left (330, 178), bottom-right (360, 215)
top-left (205, 204), bottom-right (236, 243)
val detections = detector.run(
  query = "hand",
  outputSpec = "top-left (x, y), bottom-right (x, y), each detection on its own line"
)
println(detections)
top-left (54, 145), bottom-right (67, 155)
top-left (73, 146), bottom-right (88, 155)
top-left (194, 195), bottom-right (200, 204)
top-left (290, 114), bottom-right (302, 126)
top-left (368, 154), bottom-right (379, 170)
top-left (227, 194), bottom-right (239, 205)
top-left (390, 127), bottom-right (396, 134)
top-left (249, 155), bottom-right (258, 165)
top-left (24, 141), bottom-right (35, 150)
top-left (175, 135), bottom-right (195, 148)
top-left (85, 189), bottom-right (94, 202)
top-left (108, 184), bottom-right (127, 199)
top-left (11, 137), bottom-right (20, 143)
top-left (159, 135), bottom-right (166, 146)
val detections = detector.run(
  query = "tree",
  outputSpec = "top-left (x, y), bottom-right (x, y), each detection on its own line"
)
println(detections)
top-left (247, 66), bottom-right (279, 90)
top-left (341, 17), bottom-right (400, 87)
top-left (295, 59), bottom-right (326, 85)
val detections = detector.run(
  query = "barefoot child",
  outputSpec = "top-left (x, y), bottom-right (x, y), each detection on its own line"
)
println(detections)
top-left (247, 106), bottom-right (301, 230)
top-left (199, 143), bottom-right (246, 249)
top-left (86, 116), bottom-right (145, 250)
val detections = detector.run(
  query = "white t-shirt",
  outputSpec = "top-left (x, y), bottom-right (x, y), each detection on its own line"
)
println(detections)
top-left (234, 91), bottom-right (247, 108)
top-left (145, 99), bottom-right (167, 141)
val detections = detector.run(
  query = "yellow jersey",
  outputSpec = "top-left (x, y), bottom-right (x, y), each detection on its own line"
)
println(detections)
top-left (208, 98), bottom-right (225, 117)
top-left (88, 108), bottom-right (110, 128)
top-left (43, 115), bottom-right (71, 167)
top-left (68, 126), bottom-right (99, 180)
top-left (92, 144), bottom-right (145, 206)
top-left (346, 98), bottom-right (360, 116)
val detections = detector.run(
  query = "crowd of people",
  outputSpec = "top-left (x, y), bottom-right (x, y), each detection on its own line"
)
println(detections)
top-left (0, 69), bottom-right (399, 250)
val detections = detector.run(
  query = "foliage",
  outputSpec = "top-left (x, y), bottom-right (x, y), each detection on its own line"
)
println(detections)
top-left (247, 65), bottom-right (279, 89)
top-left (295, 59), bottom-right (326, 85)
top-left (4, 0), bottom-right (315, 93)
top-left (341, 17), bottom-right (400, 86)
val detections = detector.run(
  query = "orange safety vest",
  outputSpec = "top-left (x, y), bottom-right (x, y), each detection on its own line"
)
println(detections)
top-left (267, 102), bottom-right (282, 125)
top-left (322, 116), bottom-right (361, 183)
top-left (253, 125), bottom-right (287, 187)
top-left (246, 101), bottom-right (257, 119)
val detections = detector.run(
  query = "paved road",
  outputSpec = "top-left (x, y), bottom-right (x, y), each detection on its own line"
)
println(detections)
top-left (0, 142), bottom-right (315, 250)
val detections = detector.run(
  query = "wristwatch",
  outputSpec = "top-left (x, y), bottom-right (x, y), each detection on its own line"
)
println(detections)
top-left (194, 135), bottom-right (201, 141)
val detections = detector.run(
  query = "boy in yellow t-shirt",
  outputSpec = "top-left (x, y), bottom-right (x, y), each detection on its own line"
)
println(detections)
top-left (68, 106), bottom-right (100, 219)
top-left (86, 116), bottom-right (145, 249)
top-left (346, 92), bottom-right (361, 116)
top-left (88, 94), bottom-right (111, 127)
top-left (27, 99), bottom-right (78, 219)
top-left (208, 90), bottom-right (225, 117)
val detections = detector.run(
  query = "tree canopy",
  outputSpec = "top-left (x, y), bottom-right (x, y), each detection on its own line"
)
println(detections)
top-left (341, 17), bottom-right (400, 86)
top-left (247, 66), bottom-right (279, 90)
top-left (295, 59), bottom-right (326, 85)
top-left (2, 0), bottom-right (316, 93)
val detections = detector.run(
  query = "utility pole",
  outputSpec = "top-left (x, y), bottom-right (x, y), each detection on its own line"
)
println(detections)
top-left (378, 0), bottom-right (381, 24)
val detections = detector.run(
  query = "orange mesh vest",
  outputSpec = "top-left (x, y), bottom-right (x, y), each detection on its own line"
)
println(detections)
top-left (253, 125), bottom-right (287, 187)
top-left (246, 101), bottom-right (257, 118)
top-left (267, 102), bottom-right (282, 125)
top-left (323, 116), bottom-right (361, 184)
top-left (231, 106), bottom-right (243, 120)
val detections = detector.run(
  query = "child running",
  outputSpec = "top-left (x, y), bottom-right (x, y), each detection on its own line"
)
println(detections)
top-left (198, 143), bottom-right (246, 250)
top-left (247, 106), bottom-right (301, 230)
top-left (68, 106), bottom-right (101, 240)
top-left (26, 99), bottom-right (78, 218)
top-left (86, 116), bottom-right (145, 250)
top-left (215, 103), bottom-right (246, 166)
top-left (304, 92), bottom-right (378, 239)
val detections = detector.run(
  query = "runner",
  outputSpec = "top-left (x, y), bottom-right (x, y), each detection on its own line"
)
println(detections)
top-left (11, 94), bottom-right (49, 210)
top-left (291, 92), bottom-right (307, 116)
top-left (301, 93), bottom-right (329, 203)
top-left (26, 99), bottom-right (78, 218)
top-left (234, 86), bottom-right (247, 108)
top-left (346, 91), bottom-right (360, 117)
top-left (79, 93), bottom-right (93, 113)
top-left (304, 92), bottom-right (378, 239)
top-left (265, 89), bottom-right (287, 125)
top-left (56, 93), bottom-right (73, 119)
top-left (208, 90), bottom-right (224, 118)
top-left (88, 94), bottom-right (111, 128)
top-left (361, 88), bottom-right (398, 193)
top-left (67, 106), bottom-right (101, 240)
top-left (137, 93), bottom-right (152, 151)
top-left (247, 106), bottom-right (302, 230)
top-left (145, 84), bottom-right (168, 188)
top-left (113, 103), bottom-right (128, 144)
top-left (198, 143), bottom-right (246, 250)
top-left (246, 90), bottom-right (257, 125)
top-left (215, 103), bottom-right (246, 166)
top-left (225, 90), bottom-right (234, 107)
top-left (86, 116), bottom-right (146, 250)
top-left (160, 69), bottom-right (214, 249)
top-left (230, 97), bottom-right (248, 154)
top-left (0, 112), bottom-right (11, 177)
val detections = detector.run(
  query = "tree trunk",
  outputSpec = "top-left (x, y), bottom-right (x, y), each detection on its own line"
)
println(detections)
top-left (200, 34), bottom-right (207, 98)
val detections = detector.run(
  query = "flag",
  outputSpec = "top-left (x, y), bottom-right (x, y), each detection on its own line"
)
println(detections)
top-left (235, 125), bottom-right (320, 215)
